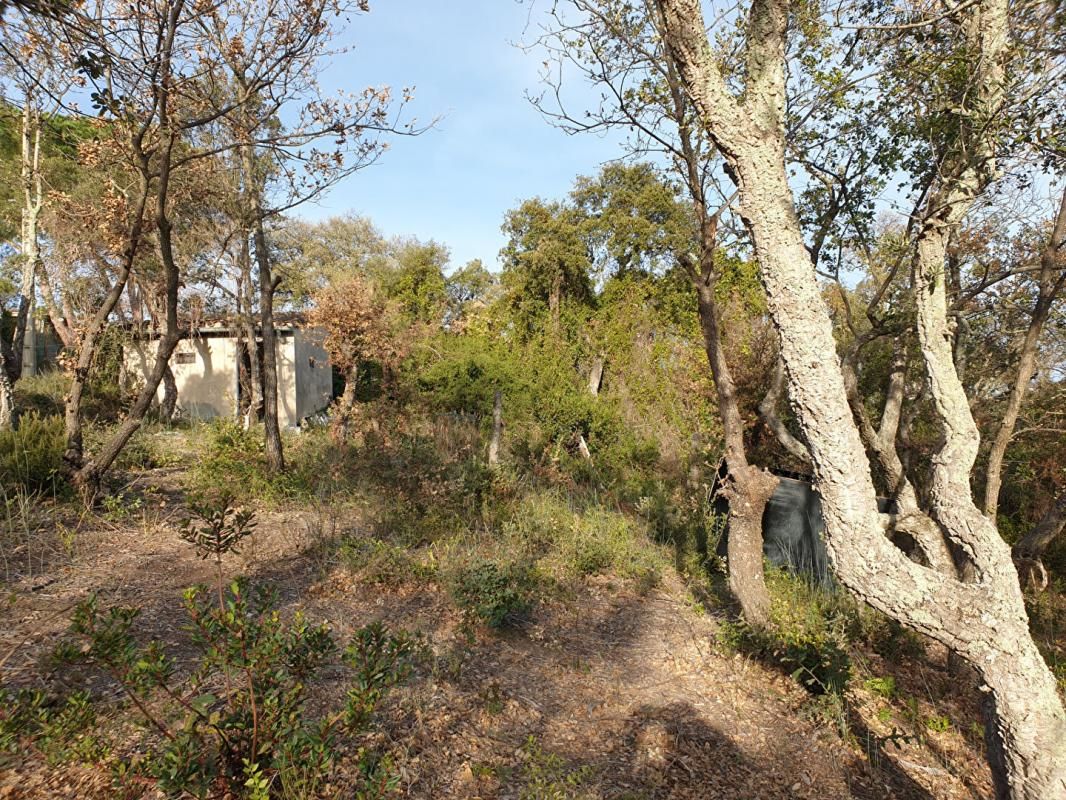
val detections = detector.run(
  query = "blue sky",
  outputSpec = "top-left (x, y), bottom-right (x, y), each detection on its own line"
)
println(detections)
top-left (301, 1), bottom-right (624, 274)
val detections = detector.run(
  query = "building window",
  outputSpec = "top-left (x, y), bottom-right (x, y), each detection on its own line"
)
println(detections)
top-left (175, 352), bottom-right (195, 365)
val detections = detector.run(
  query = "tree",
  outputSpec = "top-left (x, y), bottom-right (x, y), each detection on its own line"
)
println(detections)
top-left (500, 198), bottom-right (594, 335)
top-left (530, 0), bottom-right (793, 624)
top-left (982, 187), bottom-right (1066, 520)
top-left (308, 272), bottom-right (399, 433)
top-left (653, 0), bottom-right (1066, 795)
top-left (192, 0), bottom-right (424, 474)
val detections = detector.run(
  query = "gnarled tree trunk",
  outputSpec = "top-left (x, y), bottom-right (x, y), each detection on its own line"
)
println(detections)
top-left (654, 0), bottom-right (1066, 795)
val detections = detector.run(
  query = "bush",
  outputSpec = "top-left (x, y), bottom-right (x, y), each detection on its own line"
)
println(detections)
top-left (451, 560), bottom-right (534, 629)
top-left (718, 569), bottom-right (856, 698)
top-left (0, 412), bottom-right (65, 493)
top-left (38, 579), bottom-right (416, 799)
top-left (340, 535), bottom-right (435, 586)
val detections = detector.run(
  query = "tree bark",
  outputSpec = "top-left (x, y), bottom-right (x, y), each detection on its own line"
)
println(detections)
top-left (0, 97), bottom-right (45, 431)
top-left (237, 234), bottom-right (262, 429)
top-left (250, 200), bottom-right (284, 473)
top-left (240, 144), bottom-right (284, 472)
top-left (587, 355), bottom-right (604, 396)
top-left (488, 389), bottom-right (503, 467)
top-left (983, 187), bottom-right (1066, 520)
top-left (692, 227), bottom-right (776, 628)
top-left (0, 354), bottom-right (14, 429)
top-left (1012, 490), bottom-right (1066, 590)
top-left (841, 348), bottom-right (955, 573)
top-left (654, 0), bottom-right (1066, 795)
top-left (160, 363), bottom-right (178, 423)
top-left (758, 357), bottom-right (810, 464)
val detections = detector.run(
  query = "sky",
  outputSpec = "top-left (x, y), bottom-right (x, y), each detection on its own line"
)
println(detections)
top-left (301, 1), bottom-right (624, 274)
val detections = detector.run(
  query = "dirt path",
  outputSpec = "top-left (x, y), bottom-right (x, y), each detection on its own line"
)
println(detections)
top-left (0, 477), bottom-right (989, 799)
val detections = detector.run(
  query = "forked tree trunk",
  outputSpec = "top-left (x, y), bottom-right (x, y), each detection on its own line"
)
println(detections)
top-left (656, 28), bottom-right (777, 627)
top-left (758, 358), bottom-right (809, 464)
top-left (160, 364), bottom-right (178, 423)
top-left (74, 5), bottom-right (187, 497)
top-left (77, 129), bottom-right (183, 496)
top-left (983, 187), bottom-right (1066, 520)
top-left (841, 350), bottom-right (955, 573)
top-left (253, 214), bottom-right (284, 473)
top-left (654, 1), bottom-right (1066, 795)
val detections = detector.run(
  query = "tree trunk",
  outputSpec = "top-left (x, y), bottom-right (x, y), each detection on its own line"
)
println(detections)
top-left (983, 187), bottom-right (1066, 520)
top-left (654, 1), bottom-right (1066, 794)
top-left (76, 129), bottom-right (182, 496)
top-left (488, 389), bottom-right (503, 467)
top-left (253, 216), bottom-right (284, 472)
top-left (758, 357), bottom-right (810, 464)
top-left (693, 231), bottom-right (775, 628)
top-left (841, 349), bottom-right (955, 573)
top-left (75, 5), bottom-right (186, 496)
top-left (1012, 490), bottom-right (1066, 590)
top-left (242, 145), bottom-right (284, 472)
top-left (587, 355), bottom-right (604, 396)
top-left (237, 234), bottom-right (262, 429)
top-left (0, 96), bottom-right (45, 431)
top-left (0, 354), bottom-right (14, 429)
top-left (331, 363), bottom-right (359, 440)
top-left (160, 364), bottom-right (178, 424)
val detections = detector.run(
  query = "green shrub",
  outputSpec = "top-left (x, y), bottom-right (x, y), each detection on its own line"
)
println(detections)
top-left (43, 579), bottom-right (415, 799)
top-left (0, 412), bottom-right (65, 493)
top-left (340, 535), bottom-right (435, 586)
top-left (0, 689), bottom-right (104, 767)
top-left (451, 560), bottom-right (534, 629)
top-left (518, 735), bottom-right (594, 800)
top-left (14, 371), bottom-right (68, 417)
top-left (717, 570), bottom-right (856, 698)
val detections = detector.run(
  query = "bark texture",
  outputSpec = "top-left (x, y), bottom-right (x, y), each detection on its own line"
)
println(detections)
top-left (241, 143), bottom-right (284, 473)
top-left (1013, 489), bottom-right (1066, 590)
top-left (488, 389), bottom-right (503, 467)
top-left (654, 0), bottom-right (1066, 795)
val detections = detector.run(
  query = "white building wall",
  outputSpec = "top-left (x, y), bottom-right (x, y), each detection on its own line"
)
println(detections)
top-left (275, 332), bottom-right (298, 428)
top-left (294, 328), bottom-right (333, 422)
top-left (124, 336), bottom-right (239, 420)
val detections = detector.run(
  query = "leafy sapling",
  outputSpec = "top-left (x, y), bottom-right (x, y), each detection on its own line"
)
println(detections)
top-left (179, 493), bottom-right (257, 609)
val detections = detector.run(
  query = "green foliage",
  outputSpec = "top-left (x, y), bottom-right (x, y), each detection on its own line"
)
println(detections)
top-left (517, 735), bottom-right (594, 800)
top-left (451, 560), bottom-right (534, 629)
top-left (863, 676), bottom-right (897, 699)
top-left (45, 580), bottom-right (414, 799)
top-left (718, 570), bottom-right (856, 698)
top-left (340, 535), bottom-right (435, 586)
top-left (0, 411), bottom-right (65, 493)
top-left (0, 689), bottom-right (104, 767)
top-left (179, 493), bottom-right (257, 562)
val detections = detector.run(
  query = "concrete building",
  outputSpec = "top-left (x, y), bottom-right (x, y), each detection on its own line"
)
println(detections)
top-left (123, 321), bottom-right (333, 428)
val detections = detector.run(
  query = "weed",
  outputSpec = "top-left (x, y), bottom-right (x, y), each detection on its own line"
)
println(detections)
top-left (0, 412), bottom-right (64, 494)
top-left (864, 676), bottom-right (897, 700)
top-left (925, 714), bottom-right (951, 733)
top-left (451, 560), bottom-right (534, 629)
top-left (518, 735), bottom-right (594, 800)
